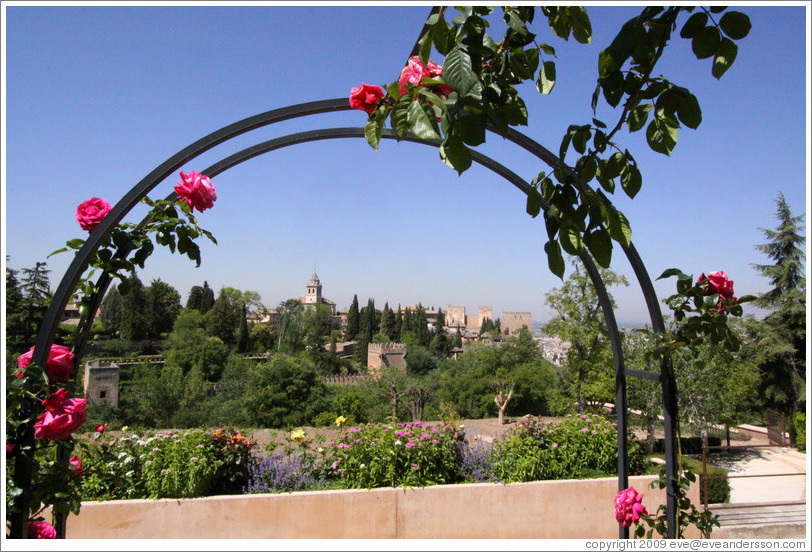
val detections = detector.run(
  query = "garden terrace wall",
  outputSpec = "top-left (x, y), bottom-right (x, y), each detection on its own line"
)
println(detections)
top-left (63, 475), bottom-right (700, 539)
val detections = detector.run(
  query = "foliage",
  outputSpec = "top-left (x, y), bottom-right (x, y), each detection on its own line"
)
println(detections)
top-left (634, 467), bottom-right (720, 539)
top-left (357, 6), bottom-right (751, 277)
top-left (749, 193), bottom-right (806, 415)
top-left (543, 261), bottom-right (628, 411)
top-left (144, 278), bottom-right (182, 340)
top-left (680, 456), bottom-right (730, 505)
top-left (490, 414), bottom-right (648, 483)
top-left (325, 420), bottom-right (464, 489)
top-left (76, 427), bottom-right (254, 501)
top-left (791, 412), bottom-right (805, 451)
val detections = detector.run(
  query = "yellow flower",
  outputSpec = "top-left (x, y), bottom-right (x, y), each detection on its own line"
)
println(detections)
top-left (121, 426), bottom-right (129, 432)
top-left (335, 416), bottom-right (347, 427)
top-left (290, 429), bottom-right (305, 443)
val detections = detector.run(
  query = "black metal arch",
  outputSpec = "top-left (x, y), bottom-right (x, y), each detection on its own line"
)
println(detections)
top-left (15, 98), bottom-right (679, 539)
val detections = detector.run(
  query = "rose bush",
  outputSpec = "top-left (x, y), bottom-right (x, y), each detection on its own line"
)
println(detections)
top-left (17, 344), bottom-right (75, 383)
top-left (75, 197), bottom-right (112, 231)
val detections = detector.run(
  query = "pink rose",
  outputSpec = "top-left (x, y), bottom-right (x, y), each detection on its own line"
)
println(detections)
top-left (95, 424), bottom-right (107, 434)
top-left (17, 344), bottom-right (75, 383)
top-left (349, 83), bottom-right (385, 115)
top-left (75, 197), bottom-right (112, 232)
top-left (399, 56), bottom-right (451, 97)
top-left (697, 271), bottom-right (734, 299)
top-left (34, 389), bottom-right (88, 441)
top-left (69, 455), bottom-right (83, 478)
top-left (174, 171), bottom-right (216, 212)
top-left (614, 487), bottom-right (647, 527)
top-left (28, 520), bottom-right (57, 539)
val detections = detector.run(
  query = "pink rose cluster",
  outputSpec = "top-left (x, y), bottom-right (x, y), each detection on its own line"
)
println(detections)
top-left (28, 520), bottom-right (57, 539)
top-left (17, 344), bottom-right (75, 383)
top-left (398, 55), bottom-right (451, 97)
top-left (614, 487), bottom-right (648, 527)
top-left (33, 388), bottom-right (88, 441)
top-left (175, 170), bottom-right (217, 212)
top-left (75, 197), bottom-right (112, 232)
top-left (696, 271), bottom-right (738, 314)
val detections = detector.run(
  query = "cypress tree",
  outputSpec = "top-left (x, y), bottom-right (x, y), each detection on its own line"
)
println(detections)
top-left (345, 294), bottom-right (360, 341)
top-left (238, 302), bottom-right (250, 352)
top-left (380, 302), bottom-right (396, 341)
top-left (394, 306), bottom-right (403, 341)
top-left (199, 281), bottom-right (215, 314)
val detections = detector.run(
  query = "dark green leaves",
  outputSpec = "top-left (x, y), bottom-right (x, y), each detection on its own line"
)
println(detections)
top-left (712, 38), bottom-right (738, 79)
top-left (692, 26), bottom-right (721, 59)
top-left (406, 98), bottom-right (441, 141)
top-left (627, 104), bottom-right (652, 132)
top-left (439, 135), bottom-right (472, 175)
top-left (680, 12), bottom-right (708, 39)
top-left (545, 239), bottom-right (565, 279)
top-left (364, 109), bottom-right (385, 150)
top-left (719, 11), bottom-right (751, 40)
top-left (646, 114), bottom-right (679, 156)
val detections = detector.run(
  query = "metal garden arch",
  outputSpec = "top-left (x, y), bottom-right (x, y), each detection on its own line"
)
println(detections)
top-left (12, 97), bottom-right (680, 539)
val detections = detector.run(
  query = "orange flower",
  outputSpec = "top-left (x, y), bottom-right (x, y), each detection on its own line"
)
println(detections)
top-left (213, 429), bottom-right (223, 436)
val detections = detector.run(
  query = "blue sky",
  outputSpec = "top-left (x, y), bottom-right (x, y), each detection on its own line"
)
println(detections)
top-left (2, 2), bottom-right (809, 328)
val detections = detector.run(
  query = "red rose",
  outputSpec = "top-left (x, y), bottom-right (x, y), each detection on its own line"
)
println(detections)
top-left (174, 171), bottom-right (216, 212)
top-left (399, 56), bottom-right (451, 97)
top-left (17, 344), bottom-right (75, 383)
top-left (28, 520), bottom-right (56, 539)
top-left (34, 389), bottom-right (88, 441)
top-left (95, 424), bottom-right (108, 434)
top-left (75, 197), bottom-right (112, 231)
top-left (349, 83), bottom-right (385, 115)
top-left (69, 455), bottom-right (83, 478)
top-left (697, 271), bottom-right (735, 299)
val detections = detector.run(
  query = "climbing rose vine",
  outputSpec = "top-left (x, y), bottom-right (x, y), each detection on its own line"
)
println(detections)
top-left (8, 169), bottom-right (218, 538)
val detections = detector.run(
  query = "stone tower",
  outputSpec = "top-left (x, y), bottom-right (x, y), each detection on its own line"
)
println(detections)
top-left (305, 271), bottom-right (322, 305)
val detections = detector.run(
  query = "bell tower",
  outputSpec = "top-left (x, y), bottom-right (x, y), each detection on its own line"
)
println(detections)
top-left (305, 271), bottom-right (322, 305)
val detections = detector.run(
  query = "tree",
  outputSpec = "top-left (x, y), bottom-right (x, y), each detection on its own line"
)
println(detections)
top-left (242, 353), bottom-right (327, 428)
top-left (199, 281), bottom-right (215, 314)
top-left (394, 306), bottom-right (403, 341)
top-left (380, 302), bottom-right (396, 341)
top-left (145, 278), bottom-right (182, 339)
top-left (345, 294), bottom-right (360, 341)
top-left (453, 325), bottom-right (463, 348)
top-left (119, 272), bottom-right (148, 341)
top-left (493, 372), bottom-right (515, 426)
top-left (99, 285), bottom-right (124, 335)
top-left (237, 303), bottom-right (250, 353)
top-left (17, 261), bottom-right (51, 342)
top-left (5, 260), bottom-right (28, 347)
top-left (542, 261), bottom-right (628, 412)
top-left (276, 299), bottom-right (305, 353)
top-left (206, 287), bottom-right (243, 346)
top-left (750, 193), bottom-right (806, 415)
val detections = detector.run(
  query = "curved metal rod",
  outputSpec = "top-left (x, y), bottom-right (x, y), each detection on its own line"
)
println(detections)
top-left (16, 98), bottom-right (677, 539)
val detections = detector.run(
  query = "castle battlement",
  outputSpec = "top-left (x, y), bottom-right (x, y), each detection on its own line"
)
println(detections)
top-left (368, 342), bottom-right (408, 354)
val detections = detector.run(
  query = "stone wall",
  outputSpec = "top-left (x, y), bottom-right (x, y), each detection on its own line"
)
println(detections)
top-left (61, 475), bottom-right (700, 539)
top-left (502, 311), bottom-right (532, 335)
top-left (82, 360), bottom-right (120, 408)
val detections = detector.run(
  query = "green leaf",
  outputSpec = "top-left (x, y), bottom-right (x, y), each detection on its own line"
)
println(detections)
top-left (692, 26), bottom-right (721, 60)
top-left (646, 116), bottom-right (678, 156)
top-left (407, 99), bottom-right (441, 140)
top-left (710, 6), bottom-right (728, 14)
top-left (559, 226), bottom-right (583, 256)
top-left (118, 278), bottom-right (131, 296)
top-left (628, 103), bottom-right (652, 132)
top-left (544, 239), bottom-right (565, 279)
top-left (536, 61), bottom-right (556, 94)
top-left (606, 152), bottom-right (626, 179)
top-left (719, 11), bottom-right (751, 40)
top-left (576, 155), bottom-right (597, 186)
top-left (439, 134), bottom-right (472, 175)
top-left (386, 81), bottom-right (401, 100)
top-left (657, 268), bottom-right (687, 280)
top-left (605, 206), bottom-right (632, 246)
top-left (364, 112), bottom-right (384, 151)
top-left (621, 164), bottom-right (642, 199)
top-left (567, 6), bottom-right (592, 44)
top-left (712, 37), bottom-right (738, 80)
top-left (443, 48), bottom-right (480, 96)
top-left (600, 70), bottom-right (625, 108)
top-left (677, 93), bottom-right (702, 128)
top-left (572, 126), bottom-right (591, 154)
top-left (431, 17), bottom-right (453, 55)
top-left (390, 98), bottom-right (411, 139)
top-left (526, 187), bottom-right (542, 218)
top-left (453, 111), bottom-right (487, 146)
top-left (680, 12), bottom-right (708, 39)
top-left (559, 126), bottom-right (576, 161)
top-left (538, 42), bottom-right (556, 56)
top-left (598, 22), bottom-right (639, 77)
top-left (586, 228), bottom-right (612, 267)
top-left (48, 247), bottom-right (68, 258)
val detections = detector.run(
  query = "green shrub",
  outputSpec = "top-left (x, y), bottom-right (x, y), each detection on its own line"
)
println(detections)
top-left (791, 412), bottom-right (805, 451)
top-left (490, 414), bottom-right (649, 483)
top-left (77, 427), bottom-right (255, 500)
top-left (681, 457), bottom-right (730, 504)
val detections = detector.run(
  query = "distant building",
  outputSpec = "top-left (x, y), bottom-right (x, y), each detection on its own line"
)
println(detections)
top-left (298, 272), bottom-right (337, 315)
top-left (83, 359), bottom-right (120, 408)
top-left (367, 342), bottom-right (408, 373)
top-left (502, 311), bottom-right (532, 335)
top-left (538, 336), bottom-right (572, 366)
